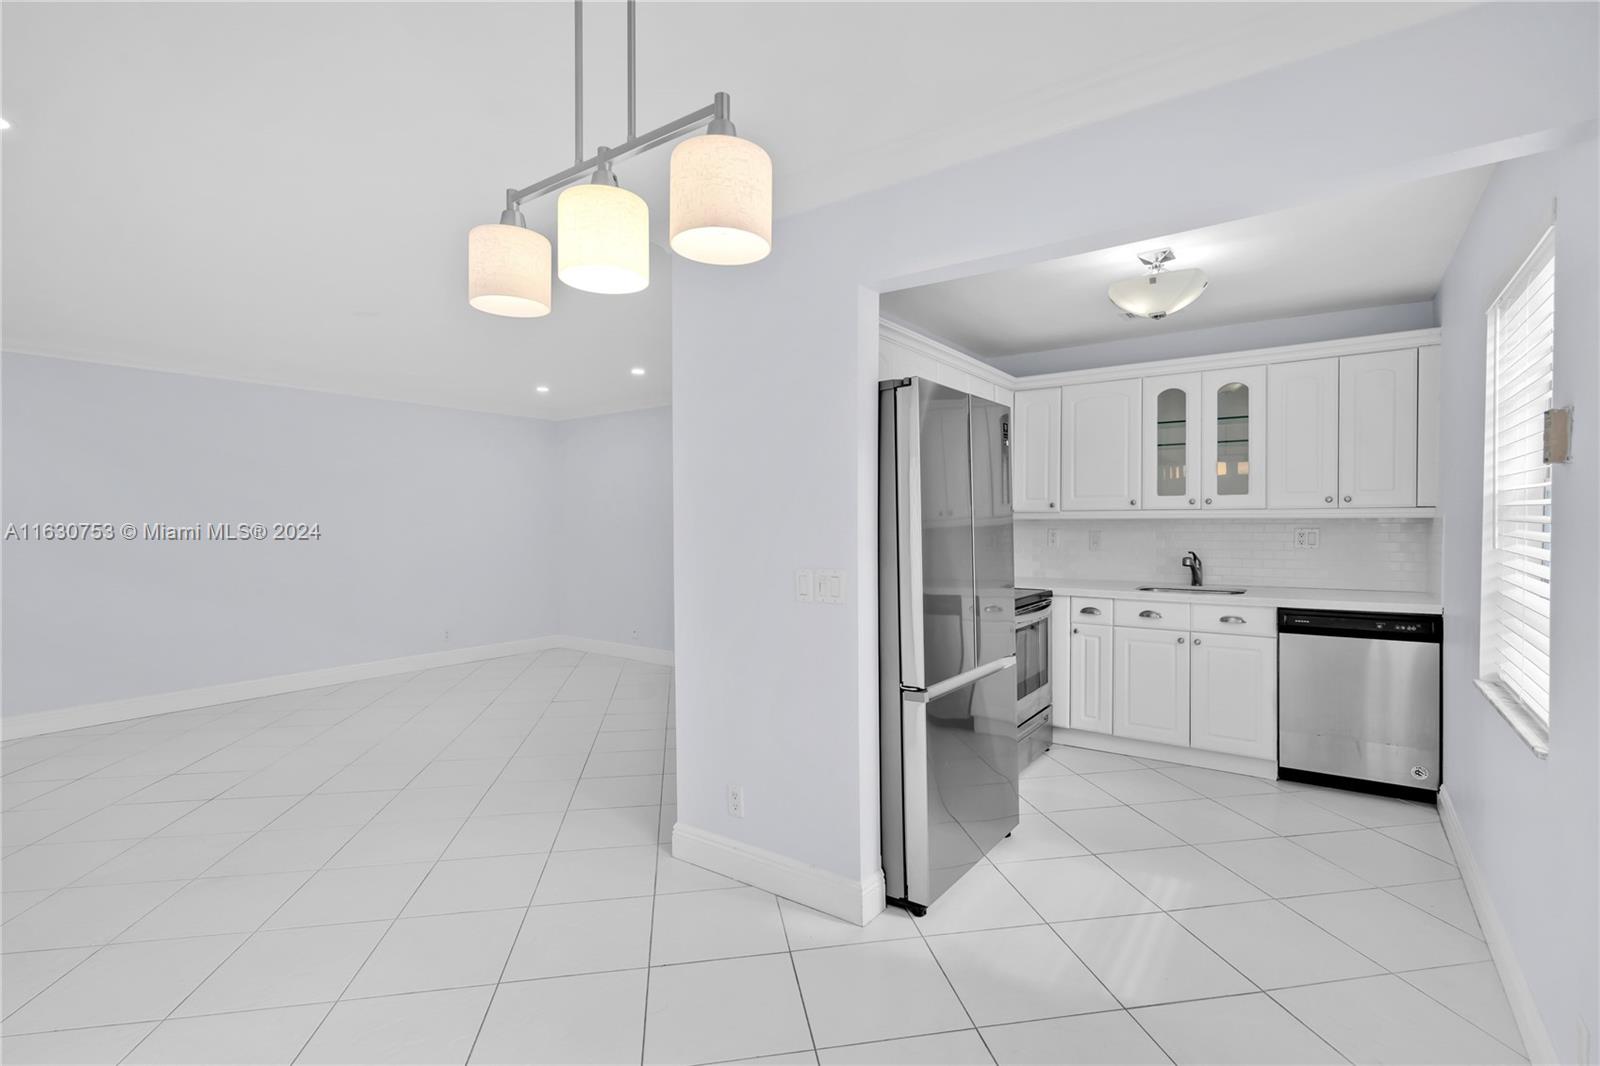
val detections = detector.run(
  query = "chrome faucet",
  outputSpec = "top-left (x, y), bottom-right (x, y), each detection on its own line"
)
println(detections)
top-left (1181, 551), bottom-right (1203, 587)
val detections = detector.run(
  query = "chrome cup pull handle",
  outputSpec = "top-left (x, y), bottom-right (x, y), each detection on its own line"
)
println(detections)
top-left (1138, 610), bottom-right (1162, 619)
top-left (1220, 615), bottom-right (1246, 624)
top-left (1079, 607), bottom-right (1101, 616)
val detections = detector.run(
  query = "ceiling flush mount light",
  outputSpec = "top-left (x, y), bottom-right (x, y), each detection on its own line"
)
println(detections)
top-left (535, 385), bottom-right (551, 393)
top-left (1108, 248), bottom-right (1208, 320)
top-left (630, 367), bottom-right (646, 376)
top-left (467, 0), bottom-right (772, 318)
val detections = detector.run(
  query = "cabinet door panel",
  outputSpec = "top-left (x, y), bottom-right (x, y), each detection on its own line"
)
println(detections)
top-left (1267, 359), bottom-right (1339, 509)
top-left (1012, 389), bottom-right (1061, 513)
top-left (1339, 349), bottom-right (1418, 507)
top-left (1061, 379), bottom-right (1142, 511)
top-left (1202, 366), bottom-right (1266, 509)
top-left (1069, 624), bottom-right (1113, 734)
top-left (1416, 344), bottom-right (1440, 507)
top-left (1112, 628), bottom-right (1189, 746)
top-left (1189, 633), bottom-right (1277, 760)
top-left (1143, 374), bottom-right (1203, 510)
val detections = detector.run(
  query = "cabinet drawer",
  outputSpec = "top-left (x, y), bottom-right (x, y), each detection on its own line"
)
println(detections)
top-left (1190, 604), bottom-right (1277, 636)
top-left (1068, 597), bottom-right (1114, 623)
top-left (1113, 600), bottom-right (1191, 632)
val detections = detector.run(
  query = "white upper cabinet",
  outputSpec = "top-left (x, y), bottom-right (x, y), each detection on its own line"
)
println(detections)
top-left (1416, 344), bottom-right (1440, 507)
top-left (1061, 379), bottom-right (1142, 511)
top-left (1143, 374), bottom-right (1203, 510)
top-left (1267, 359), bottom-right (1340, 509)
top-left (1011, 389), bottom-right (1061, 513)
top-left (1201, 366), bottom-right (1266, 509)
top-left (1339, 348), bottom-right (1418, 507)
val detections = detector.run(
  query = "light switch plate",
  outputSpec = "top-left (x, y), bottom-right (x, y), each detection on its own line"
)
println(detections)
top-left (814, 569), bottom-right (846, 605)
top-left (795, 569), bottom-right (814, 603)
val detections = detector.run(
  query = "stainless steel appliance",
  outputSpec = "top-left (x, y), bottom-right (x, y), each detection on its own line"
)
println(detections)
top-left (1278, 609), bottom-right (1442, 799)
top-left (1015, 588), bottom-right (1053, 766)
top-left (879, 377), bottom-right (1018, 916)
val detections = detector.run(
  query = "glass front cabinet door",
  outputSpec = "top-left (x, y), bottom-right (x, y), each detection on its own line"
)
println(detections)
top-left (1201, 366), bottom-right (1266, 509)
top-left (1141, 373), bottom-right (1203, 509)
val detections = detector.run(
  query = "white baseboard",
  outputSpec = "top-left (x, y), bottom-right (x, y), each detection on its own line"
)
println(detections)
top-left (1054, 727), bottom-right (1277, 780)
top-left (3, 635), bottom-right (674, 740)
top-left (555, 636), bottom-right (674, 667)
top-left (1438, 786), bottom-right (1558, 1064)
top-left (672, 822), bottom-right (886, 927)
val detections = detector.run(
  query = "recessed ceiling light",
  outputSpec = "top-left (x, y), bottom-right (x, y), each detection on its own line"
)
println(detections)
top-left (630, 367), bottom-right (646, 376)
top-left (535, 385), bottom-right (551, 393)
top-left (0, 118), bottom-right (10, 131)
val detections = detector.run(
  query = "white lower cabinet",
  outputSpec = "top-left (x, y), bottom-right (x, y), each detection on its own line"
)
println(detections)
top-left (1058, 596), bottom-right (1279, 767)
top-left (1111, 628), bottom-right (1190, 746)
top-left (1188, 633), bottom-right (1278, 760)
top-left (1068, 623), bottom-right (1113, 734)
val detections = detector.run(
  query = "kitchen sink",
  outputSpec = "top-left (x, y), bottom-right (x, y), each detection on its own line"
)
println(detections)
top-left (1136, 586), bottom-right (1249, 595)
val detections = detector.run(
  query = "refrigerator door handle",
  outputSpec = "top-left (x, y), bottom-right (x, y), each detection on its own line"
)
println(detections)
top-left (895, 383), bottom-right (926, 690)
top-left (900, 693), bottom-right (930, 904)
top-left (903, 655), bottom-right (1017, 703)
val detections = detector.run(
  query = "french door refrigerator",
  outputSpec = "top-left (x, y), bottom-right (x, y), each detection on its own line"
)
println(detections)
top-left (879, 377), bottom-right (1018, 915)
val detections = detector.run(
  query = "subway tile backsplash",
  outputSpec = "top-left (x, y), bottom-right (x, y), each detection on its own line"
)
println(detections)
top-left (1015, 517), bottom-right (1438, 593)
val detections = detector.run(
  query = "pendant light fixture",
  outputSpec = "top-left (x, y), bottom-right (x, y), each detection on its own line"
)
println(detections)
top-left (1108, 248), bottom-right (1209, 320)
top-left (467, 0), bottom-right (773, 318)
top-left (558, 159), bottom-right (650, 294)
top-left (468, 208), bottom-right (553, 318)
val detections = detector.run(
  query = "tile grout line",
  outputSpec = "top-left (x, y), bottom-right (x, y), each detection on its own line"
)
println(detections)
top-left (284, 655), bottom-right (555, 1065)
top-left (112, 665), bottom-right (505, 1062)
top-left (5, 680), bottom-right (410, 1035)
top-left (463, 653), bottom-right (625, 1066)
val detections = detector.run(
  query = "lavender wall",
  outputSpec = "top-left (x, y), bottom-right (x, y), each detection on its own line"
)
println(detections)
top-left (1435, 139), bottom-right (1599, 1063)
top-left (555, 406), bottom-right (674, 652)
top-left (2, 354), bottom-right (676, 718)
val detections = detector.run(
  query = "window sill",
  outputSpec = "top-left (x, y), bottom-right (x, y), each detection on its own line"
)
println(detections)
top-left (1474, 679), bottom-right (1550, 758)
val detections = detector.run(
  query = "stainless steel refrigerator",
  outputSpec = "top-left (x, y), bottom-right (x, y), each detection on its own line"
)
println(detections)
top-left (879, 377), bottom-right (1018, 916)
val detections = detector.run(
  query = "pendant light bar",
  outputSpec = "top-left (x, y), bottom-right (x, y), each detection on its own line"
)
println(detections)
top-left (505, 94), bottom-right (729, 213)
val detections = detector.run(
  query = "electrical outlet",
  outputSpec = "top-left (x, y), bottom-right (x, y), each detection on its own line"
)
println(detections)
top-left (727, 784), bottom-right (745, 818)
top-left (1294, 527), bottom-right (1321, 549)
top-left (1088, 530), bottom-right (1102, 552)
top-left (1046, 528), bottom-right (1059, 549)
top-left (443, 629), bottom-right (451, 642)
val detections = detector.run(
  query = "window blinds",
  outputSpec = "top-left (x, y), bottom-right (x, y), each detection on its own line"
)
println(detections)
top-left (1482, 227), bottom-right (1554, 722)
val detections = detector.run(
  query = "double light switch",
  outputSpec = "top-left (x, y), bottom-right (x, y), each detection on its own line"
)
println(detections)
top-left (796, 569), bottom-right (847, 605)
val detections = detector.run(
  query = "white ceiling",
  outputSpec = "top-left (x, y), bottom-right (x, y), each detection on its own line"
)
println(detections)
top-left (881, 166), bottom-right (1493, 360)
top-left (1, 2), bottom-right (1461, 419)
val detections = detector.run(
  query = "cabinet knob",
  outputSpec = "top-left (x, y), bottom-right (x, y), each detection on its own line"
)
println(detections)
top-left (1325, 495), bottom-right (1334, 503)
top-left (1344, 495), bottom-right (1353, 503)
top-left (1049, 502), bottom-right (1056, 508)
top-left (1193, 638), bottom-right (1202, 645)
top-left (1188, 498), bottom-right (1195, 505)
top-left (1204, 497), bottom-right (1213, 505)
top-left (1129, 499), bottom-right (1137, 507)
top-left (1177, 637), bottom-right (1185, 644)
top-left (1072, 627), bottom-right (1079, 634)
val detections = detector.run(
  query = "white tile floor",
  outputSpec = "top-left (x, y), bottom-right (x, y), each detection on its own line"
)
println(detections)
top-left (2, 651), bottom-right (1527, 1065)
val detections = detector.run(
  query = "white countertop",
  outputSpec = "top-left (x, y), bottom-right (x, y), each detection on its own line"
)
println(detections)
top-left (1016, 577), bottom-right (1442, 614)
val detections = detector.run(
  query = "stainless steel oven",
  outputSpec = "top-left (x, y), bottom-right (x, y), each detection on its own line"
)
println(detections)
top-left (1015, 589), bottom-right (1052, 765)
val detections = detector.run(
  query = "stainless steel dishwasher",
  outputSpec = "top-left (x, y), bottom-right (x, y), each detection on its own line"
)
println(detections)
top-left (1278, 609), bottom-right (1442, 799)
